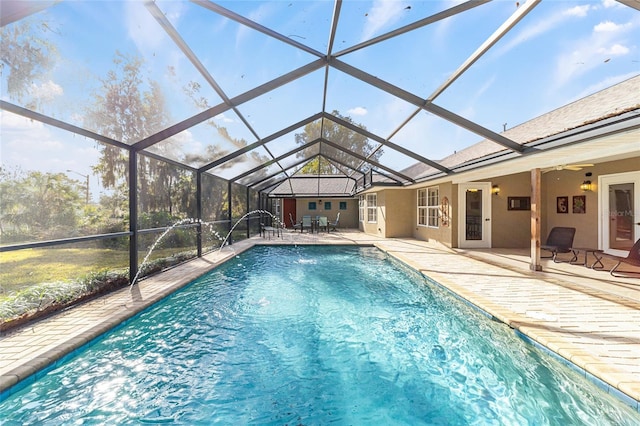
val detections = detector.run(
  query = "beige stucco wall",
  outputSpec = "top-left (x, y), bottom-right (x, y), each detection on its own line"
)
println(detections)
top-left (294, 198), bottom-right (359, 229)
top-left (411, 182), bottom-right (455, 247)
top-left (540, 157), bottom-right (639, 248)
top-left (489, 172), bottom-right (532, 248)
top-left (382, 189), bottom-right (413, 237)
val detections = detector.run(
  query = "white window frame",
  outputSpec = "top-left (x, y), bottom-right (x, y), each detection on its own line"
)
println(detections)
top-left (417, 189), bottom-right (427, 226)
top-left (367, 193), bottom-right (377, 223)
top-left (359, 195), bottom-right (365, 221)
top-left (427, 187), bottom-right (439, 228)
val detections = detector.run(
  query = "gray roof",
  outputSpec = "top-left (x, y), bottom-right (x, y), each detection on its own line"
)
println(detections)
top-left (269, 175), bottom-right (356, 197)
top-left (400, 75), bottom-right (640, 181)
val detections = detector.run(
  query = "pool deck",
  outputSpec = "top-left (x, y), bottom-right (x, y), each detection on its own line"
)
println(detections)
top-left (1, 230), bottom-right (639, 411)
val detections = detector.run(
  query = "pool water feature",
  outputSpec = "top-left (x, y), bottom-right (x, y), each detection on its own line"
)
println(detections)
top-left (1, 246), bottom-right (638, 424)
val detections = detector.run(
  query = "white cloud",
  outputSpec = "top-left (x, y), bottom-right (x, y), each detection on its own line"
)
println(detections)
top-left (564, 5), bottom-right (591, 18)
top-left (30, 80), bottom-right (63, 103)
top-left (598, 43), bottom-right (630, 56)
top-left (553, 18), bottom-right (634, 87)
top-left (215, 113), bottom-right (235, 123)
top-left (495, 5), bottom-right (591, 57)
top-left (361, 0), bottom-right (409, 42)
top-left (601, 0), bottom-right (624, 9)
top-left (125, 1), bottom-right (170, 52)
top-left (594, 20), bottom-right (627, 33)
top-left (347, 106), bottom-right (368, 116)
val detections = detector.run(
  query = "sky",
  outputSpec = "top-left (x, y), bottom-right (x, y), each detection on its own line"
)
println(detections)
top-left (1, 0), bottom-right (639, 197)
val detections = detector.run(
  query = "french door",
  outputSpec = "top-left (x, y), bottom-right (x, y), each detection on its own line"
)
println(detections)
top-left (458, 182), bottom-right (492, 248)
top-left (599, 171), bottom-right (640, 256)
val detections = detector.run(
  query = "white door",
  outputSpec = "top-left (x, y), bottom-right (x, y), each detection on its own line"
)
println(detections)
top-left (458, 182), bottom-right (492, 248)
top-left (599, 171), bottom-right (640, 256)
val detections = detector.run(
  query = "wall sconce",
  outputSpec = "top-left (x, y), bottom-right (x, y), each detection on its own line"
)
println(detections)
top-left (580, 172), bottom-right (592, 192)
top-left (491, 185), bottom-right (500, 195)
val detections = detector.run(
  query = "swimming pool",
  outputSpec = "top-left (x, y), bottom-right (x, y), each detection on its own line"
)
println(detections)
top-left (1, 245), bottom-right (638, 424)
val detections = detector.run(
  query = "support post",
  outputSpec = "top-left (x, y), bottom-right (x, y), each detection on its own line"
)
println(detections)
top-left (196, 171), bottom-right (202, 257)
top-left (246, 186), bottom-right (251, 239)
top-left (530, 168), bottom-right (542, 271)
top-left (227, 180), bottom-right (233, 245)
top-left (129, 150), bottom-right (138, 284)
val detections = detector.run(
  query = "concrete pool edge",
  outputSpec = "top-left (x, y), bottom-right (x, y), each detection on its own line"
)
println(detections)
top-left (376, 243), bottom-right (640, 413)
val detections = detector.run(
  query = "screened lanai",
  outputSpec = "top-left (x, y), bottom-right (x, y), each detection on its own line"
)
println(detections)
top-left (1, 1), bottom-right (640, 318)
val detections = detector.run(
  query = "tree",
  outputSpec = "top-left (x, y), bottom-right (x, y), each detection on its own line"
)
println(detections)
top-left (85, 52), bottom-right (196, 219)
top-left (294, 111), bottom-right (382, 174)
top-left (0, 19), bottom-right (58, 108)
top-left (0, 170), bottom-right (83, 242)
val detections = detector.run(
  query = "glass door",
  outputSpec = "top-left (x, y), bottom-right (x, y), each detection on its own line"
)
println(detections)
top-left (599, 172), bottom-right (640, 256)
top-left (458, 182), bottom-right (492, 248)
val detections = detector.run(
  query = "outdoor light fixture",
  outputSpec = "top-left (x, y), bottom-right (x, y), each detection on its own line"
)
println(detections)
top-left (580, 172), bottom-right (593, 192)
top-left (491, 185), bottom-right (500, 195)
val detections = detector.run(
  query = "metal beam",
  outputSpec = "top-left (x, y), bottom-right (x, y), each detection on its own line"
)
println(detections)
top-left (191, 0), bottom-right (324, 58)
top-left (1, 100), bottom-right (130, 151)
top-left (230, 141), bottom-right (314, 182)
top-left (200, 112), bottom-right (323, 172)
top-left (128, 150), bottom-right (138, 285)
top-left (330, 59), bottom-right (524, 153)
top-left (146, 1), bottom-right (264, 145)
top-left (1, 1), bottom-right (57, 27)
top-left (334, 0), bottom-right (489, 57)
top-left (323, 112), bottom-right (453, 173)
top-left (321, 139), bottom-right (414, 182)
top-left (134, 102), bottom-right (230, 151)
top-left (428, 0), bottom-right (541, 102)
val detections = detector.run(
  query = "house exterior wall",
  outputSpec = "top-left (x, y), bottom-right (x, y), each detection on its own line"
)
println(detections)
top-left (411, 182), bottom-right (455, 247)
top-left (363, 157), bottom-right (638, 249)
top-left (489, 172), bottom-right (532, 248)
top-left (541, 156), bottom-right (639, 248)
top-left (293, 197), bottom-right (359, 229)
top-left (382, 189), bottom-right (413, 237)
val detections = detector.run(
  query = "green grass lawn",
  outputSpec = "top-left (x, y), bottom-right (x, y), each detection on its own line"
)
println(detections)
top-left (0, 246), bottom-right (190, 298)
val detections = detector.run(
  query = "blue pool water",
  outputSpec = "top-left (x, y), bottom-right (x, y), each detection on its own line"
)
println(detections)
top-left (1, 245), bottom-right (638, 425)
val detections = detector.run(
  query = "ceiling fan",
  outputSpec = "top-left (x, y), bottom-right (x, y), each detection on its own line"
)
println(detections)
top-left (541, 164), bottom-right (594, 173)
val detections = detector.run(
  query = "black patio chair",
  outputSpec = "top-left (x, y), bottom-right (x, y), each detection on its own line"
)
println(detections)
top-left (541, 227), bottom-right (576, 263)
top-left (608, 238), bottom-right (640, 277)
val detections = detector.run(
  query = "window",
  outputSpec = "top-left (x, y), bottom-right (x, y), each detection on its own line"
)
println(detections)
top-left (367, 194), bottom-right (377, 223)
top-left (324, 201), bottom-right (332, 210)
top-left (359, 196), bottom-right (365, 221)
top-left (308, 201), bottom-right (316, 210)
top-left (427, 187), bottom-right (439, 227)
top-left (273, 199), bottom-right (281, 216)
top-left (417, 189), bottom-right (427, 226)
top-left (339, 201), bottom-right (347, 210)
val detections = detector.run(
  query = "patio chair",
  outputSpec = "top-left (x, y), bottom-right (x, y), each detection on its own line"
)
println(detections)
top-left (289, 213), bottom-right (301, 231)
top-left (302, 215), bottom-right (312, 233)
top-left (541, 227), bottom-right (576, 263)
top-left (260, 222), bottom-right (277, 239)
top-left (317, 216), bottom-right (328, 232)
top-left (608, 238), bottom-right (640, 277)
top-left (329, 212), bottom-right (340, 231)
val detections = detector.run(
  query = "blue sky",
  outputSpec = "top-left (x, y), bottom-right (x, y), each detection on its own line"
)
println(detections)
top-left (1, 0), bottom-right (639, 194)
